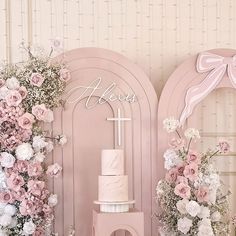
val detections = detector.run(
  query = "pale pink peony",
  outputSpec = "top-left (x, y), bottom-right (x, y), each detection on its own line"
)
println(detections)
top-left (165, 168), bottom-right (178, 183)
top-left (5, 90), bottom-right (22, 107)
top-left (0, 191), bottom-right (14, 203)
top-left (6, 173), bottom-right (25, 191)
top-left (14, 160), bottom-right (28, 173)
top-left (18, 86), bottom-right (28, 99)
top-left (174, 183), bottom-right (191, 199)
top-left (183, 162), bottom-right (199, 182)
top-left (30, 73), bottom-right (45, 87)
top-left (59, 68), bottom-right (71, 82)
top-left (18, 112), bottom-right (35, 129)
top-left (196, 186), bottom-right (209, 203)
top-left (46, 163), bottom-right (62, 178)
top-left (19, 199), bottom-right (36, 216)
top-left (27, 162), bottom-right (43, 177)
top-left (32, 104), bottom-right (47, 121)
top-left (27, 180), bottom-right (45, 197)
top-left (187, 151), bottom-right (201, 164)
top-left (218, 141), bottom-right (230, 154)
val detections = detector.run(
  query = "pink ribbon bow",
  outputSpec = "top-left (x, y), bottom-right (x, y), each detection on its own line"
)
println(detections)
top-left (180, 52), bottom-right (236, 125)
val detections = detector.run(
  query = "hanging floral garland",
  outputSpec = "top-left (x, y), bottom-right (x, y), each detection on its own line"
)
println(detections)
top-left (0, 45), bottom-right (70, 235)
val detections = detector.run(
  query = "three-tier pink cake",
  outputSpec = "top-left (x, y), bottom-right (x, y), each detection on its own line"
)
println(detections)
top-left (94, 149), bottom-right (134, 212)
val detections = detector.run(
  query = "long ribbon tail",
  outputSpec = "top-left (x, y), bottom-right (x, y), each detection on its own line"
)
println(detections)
top-left (179, 65), bottom-right (227, 125)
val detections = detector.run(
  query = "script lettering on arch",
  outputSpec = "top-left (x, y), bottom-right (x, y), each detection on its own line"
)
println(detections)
top-left (66, 77), bottom-right (137, 109)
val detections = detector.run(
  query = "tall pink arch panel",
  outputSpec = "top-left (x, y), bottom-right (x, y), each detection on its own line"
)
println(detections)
top-left (158, 48), bottom-right (236, 180)
top-left (51, 48), bottom-right (158, 236)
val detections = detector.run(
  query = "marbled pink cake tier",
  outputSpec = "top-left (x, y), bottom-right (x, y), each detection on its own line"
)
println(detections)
top-left (98, 175), bottom-right (128, 202)
top-left (101, 149), bottom-right (124, 175)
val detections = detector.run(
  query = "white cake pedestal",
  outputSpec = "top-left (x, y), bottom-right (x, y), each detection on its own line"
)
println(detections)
top-left (94, 200), bottom-right (135, 213)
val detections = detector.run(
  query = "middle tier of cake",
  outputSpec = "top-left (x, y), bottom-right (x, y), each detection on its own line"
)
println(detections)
top-left (98, 175), bottom-right (128, 202)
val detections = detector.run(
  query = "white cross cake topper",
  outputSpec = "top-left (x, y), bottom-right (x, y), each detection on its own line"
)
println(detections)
top-left (107, 108), bottom-right (131, 146)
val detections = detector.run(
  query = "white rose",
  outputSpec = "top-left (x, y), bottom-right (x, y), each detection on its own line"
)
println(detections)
top-left (198, 218), bottom-right (214, 236)
top-left (4, 204), bottom-right (16, 216)
top-left (15, 143), bottom-right (34, 160)
top-left (0, 203), bottom-right (7, 215)
top-left (48, 194), bottom-right (58, 207)
top-left (46, 141), bottom-right (54, 153)
top-left (0, 214), bottom-right (12, 227)
top-left (0, 152), bottom-right (15, 168)
top-left (34, 152), bottom-right (46, 162)
top-left (44, 109), bottom-right (54, 122)
top-left (0, 86), bottom-right (9, 99)
top-left (198, 206), bottom-right (210, 219)
top-left (5, 77), bottom-right (20, 90)
top-left (163, 149), bottom-right (182, 170)
top-left (8, 217), bottom-right (17, 228)
top-left (184, 128), bottom-right (200, 139)
top-left (177, 217), bottom-right (192, 234)
top-left (186, 200), bottom-right (201, 217)
top-left (211, 211), bottom-right (221, 222)
top-left (176, 199), bottom-right (189, 214)
top-left (32, 136), bottom-right (48, 152)
top-left (163, 117), bottom-right (179, 133)
top-left (23, 221), bottom-right (36, 235)
top-left (57, 134), bottom-right (67, 146)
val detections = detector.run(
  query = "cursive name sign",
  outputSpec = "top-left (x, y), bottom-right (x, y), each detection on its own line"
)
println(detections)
top-left (67, 77), bottom-right (137, 109)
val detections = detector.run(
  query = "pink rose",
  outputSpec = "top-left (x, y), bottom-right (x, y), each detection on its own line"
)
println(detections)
top-left (12, 187), bottom-right (26, 201)
top-left (165, 168), bottom-right (178, 183)
top-left (19, 199), bottom-right (36, 216)
top-left (28, 180), bottom-right (45, 196)
top-left (5, 90), bottom-right (22, 107)
top-left (218, 141), bottom-right (230, 154)
top-left (7, 173), bottom-right (25, 191)
top-left (169, 138), bottom-right (185, 150)
top-left (187, 151), bottom-right (201, 164)
top-left (0, 79), bottom-right (5, 88)
top-left (46, 163), bottom-right (62, 178)
top-left (18, 86), bottom-right (28, 99)
top-left (183, 162), bottom-right (198, 182)
top-left (18, 112), bottom-right (35, 129)
top-left (174, 183), bottom-right (191, 199)
top-left (196, 186), bottom-right (209, 203)
top-left (33, 227), bottom-right (45, 236)
top-left (59, 68), bottom-right (71, 82)
top-left (28, 162), bottom-right (43, 177)
top-left (0, 191), bottom-right (14, 203)
top-left (14, 160), bottom-right (28, 173)
top-left (32, 104), bottom-right (47, 120)
top-left (176, 176), bottom-right (188, 185)
top-left (30, 73), bottom-right (45, 87)
top-left (176, 164), bottom-right (185, 176)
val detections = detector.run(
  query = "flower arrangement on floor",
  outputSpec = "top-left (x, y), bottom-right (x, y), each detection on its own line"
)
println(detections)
top-left (156, 117), bottom-right (231, 236)
top-left (0, 44), bottom-right (70, 235)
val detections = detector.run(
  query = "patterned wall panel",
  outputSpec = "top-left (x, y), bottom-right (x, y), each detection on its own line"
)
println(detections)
top-left (1, 0), bottom-right (236, 95)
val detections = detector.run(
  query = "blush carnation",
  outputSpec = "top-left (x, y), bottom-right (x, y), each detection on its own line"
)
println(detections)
top-left (217, 140), bottom-right (230, 154)
top-left (19, 200), bottom-right (36, 216)
top-left (27, 162), bottom-right (43, 177)
top-left (6, 173), bottom-right (25, 191)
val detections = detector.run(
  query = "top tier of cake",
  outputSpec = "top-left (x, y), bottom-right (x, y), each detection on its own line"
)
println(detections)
top-left (101, 149), bottom-right (124, 176)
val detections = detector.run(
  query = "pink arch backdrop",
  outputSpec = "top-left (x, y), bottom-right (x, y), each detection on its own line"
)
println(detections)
top-left (51, 48), bottom-right (158, 236)
top-left (158, 48), bottom-right (236, 179)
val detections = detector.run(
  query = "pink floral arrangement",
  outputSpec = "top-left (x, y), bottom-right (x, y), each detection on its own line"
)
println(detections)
top-left (156, 117), bottom-right (230, 236)
top-left (0, 46), bottom-right (70, 235)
